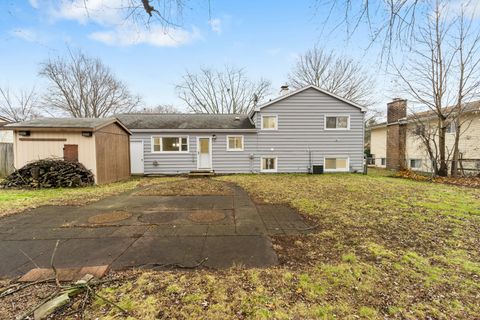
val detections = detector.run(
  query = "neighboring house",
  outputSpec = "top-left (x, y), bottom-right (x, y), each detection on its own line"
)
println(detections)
top-left (3, 118), bottom-right (132, 184)
top-left (0, 116), bottom-right (13, 143)
top-left (369, 99), bottom-right (480, 172)
top-left (117, 85), bottom-right (366, 175)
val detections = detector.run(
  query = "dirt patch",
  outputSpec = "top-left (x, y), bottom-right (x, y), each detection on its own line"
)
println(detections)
top-left (188, 210), bottom-right (226, 223)
top-left (88, 211), bottom-right (132, 224)
top-left (136, 178), bottom-right (233, 196)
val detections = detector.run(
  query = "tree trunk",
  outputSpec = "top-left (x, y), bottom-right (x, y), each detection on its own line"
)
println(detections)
top-left (450, 123), bottom-right (461, 177)
top-left (437, 118), bottom-right (448, 176)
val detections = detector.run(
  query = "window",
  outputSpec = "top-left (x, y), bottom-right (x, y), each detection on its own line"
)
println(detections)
top-left (152, 136), bottom-right (189, 153)
top-left (446, 122), bottom-right (456, 134)
top-left (227, 136), bottom-right (244, 151)
top-left (325, 116), bottom-right (349, 130)
top-left (414, 125), bottom-right (425, 135)
top-left (324, 157), bottom-right (349, 172)
top-left (381, 158), bottom-right (386, 166)
top-left (410, 159), bottom-right (422, 169)
top-left (261, 157), bottom-right (277, 172)
top-left (261, 115), bottom-right (277, 130)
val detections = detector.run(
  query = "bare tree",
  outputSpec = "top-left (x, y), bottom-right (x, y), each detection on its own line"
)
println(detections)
top-left (0, 87), bottom-right (40, 122)
top-left (288, 47), bottom-right (376, 107)
top-left (176, 66), bottom-right (271, 114)
top-left (395, 0), bottom-right (480, 176)
top-left (141, 104), bottom-right (181, 113)
top-left (39, 51), bottom-right (141, 118)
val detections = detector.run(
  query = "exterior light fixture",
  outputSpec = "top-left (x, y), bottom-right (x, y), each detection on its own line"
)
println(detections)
top-left (212, 134), bottom-right (217, 141)
top-left (81, 131), bottom-right (93, 137)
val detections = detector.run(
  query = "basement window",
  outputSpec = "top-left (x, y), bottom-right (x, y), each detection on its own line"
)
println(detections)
top-left (152, 136), bottom-right (189, 153)
top-left (410, 159), bottom-right (422, 170)
top-left (325, 116), bottom-right (349, 130)
top-left (381, 158), bottom-right (386, 166)
top-left (324, 157), bottom-right (349, 172)
top-left (261, 157), bottom-right (277, 172)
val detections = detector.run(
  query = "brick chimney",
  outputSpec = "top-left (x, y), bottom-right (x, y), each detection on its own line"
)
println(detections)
top-left (386, 98), bottom-right (407, 170)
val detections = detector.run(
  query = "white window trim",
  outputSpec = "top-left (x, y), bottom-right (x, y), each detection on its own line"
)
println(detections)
top-left (151, 135), bottom-right (190, 153)
top-left (324, 115), bottom-right (350, 130)
top-left (260, 156), bottom-right (278, 173)
top-left (261, 114), bottom-right (278, 130)
top-left (323, 157), bottom-right (350, 172)
top-left (226, 135), bottom-right (244, 151)
top-left (409, 159), bottom-right (422, 169)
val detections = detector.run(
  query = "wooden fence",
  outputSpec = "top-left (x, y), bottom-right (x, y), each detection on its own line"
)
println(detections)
top-left (0, 143), bottom-right (14, 177)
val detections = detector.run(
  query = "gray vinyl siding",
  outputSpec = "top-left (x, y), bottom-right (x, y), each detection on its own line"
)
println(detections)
top-left (130, 132), bottom-right (257, 174)
top-left (255, 88), bottom-right (365, 172)
top-left (129, 87), bottom-right (364, 174)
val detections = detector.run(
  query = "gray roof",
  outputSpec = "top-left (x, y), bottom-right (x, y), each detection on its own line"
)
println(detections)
top-left (5, 117), bottom-right (117, 129)
top-left (116, 113), bottom-right (256, 130)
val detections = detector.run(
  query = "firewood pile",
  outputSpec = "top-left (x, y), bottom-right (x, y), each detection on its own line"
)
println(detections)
top-left (1, 158), bottom-right (94, 188)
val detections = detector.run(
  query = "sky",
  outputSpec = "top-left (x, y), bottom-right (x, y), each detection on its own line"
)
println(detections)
top-left (0, 0), bottom-right (407, 113)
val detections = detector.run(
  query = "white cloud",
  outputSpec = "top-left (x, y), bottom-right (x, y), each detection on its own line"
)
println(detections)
top-left (90, 24), bottom-right (201, 47)
top-left (208, 18), bottom-right (222, 34)
top-left (10, 29), bottom-right (37, 42)
top-left (29, 0), bottom-right (39, 9)
top-left (51, 0), bottom-right (125, 25)
top-left (444, 1), bottom-right (480, 20)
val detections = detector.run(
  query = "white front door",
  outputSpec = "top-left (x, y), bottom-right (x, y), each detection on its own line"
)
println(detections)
top-left (130, 141), bottom-right (144, 174)
top-left (197, 137), bottom-right (212, 170)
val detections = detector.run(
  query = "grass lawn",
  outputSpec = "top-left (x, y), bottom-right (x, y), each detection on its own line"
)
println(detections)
top-left (78, 171), bottom-right (480, 320)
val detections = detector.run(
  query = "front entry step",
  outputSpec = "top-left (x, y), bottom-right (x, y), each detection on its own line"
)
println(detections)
top-left (188, 170), bottom-right (215, 177)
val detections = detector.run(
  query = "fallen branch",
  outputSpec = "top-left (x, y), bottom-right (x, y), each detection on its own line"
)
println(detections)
top-left (0, 277), bottom-right (56, 298)
top-left (51, 240), bottom-right (61, 287)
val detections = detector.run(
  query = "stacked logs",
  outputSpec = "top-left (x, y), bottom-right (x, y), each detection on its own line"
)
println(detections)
top-left (1, 159), bottom-right (95, 188)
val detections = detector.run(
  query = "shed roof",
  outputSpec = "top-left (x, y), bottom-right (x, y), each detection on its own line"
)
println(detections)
top-left (116, 113), bottom-right (256, 130)
top-left (3, 117), bottom-right (131, 134)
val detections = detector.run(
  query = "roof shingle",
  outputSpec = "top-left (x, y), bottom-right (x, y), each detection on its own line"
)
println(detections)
top-left (116, 113), bottom-right (255, 130)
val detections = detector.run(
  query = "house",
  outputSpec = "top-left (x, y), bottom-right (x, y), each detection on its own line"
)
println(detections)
top-left (117, 85), bottom-right (366, 175)
top-left (3, 118), bottom-right (131, 184)
top-left (369, 99), bottom-right (480, 172)
top-left (0, 116), bottom-right (13, 143)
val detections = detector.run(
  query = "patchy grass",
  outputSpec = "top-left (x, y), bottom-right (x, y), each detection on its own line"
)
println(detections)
top-left (2, 173), bottom-right (480, 319)
top-left (0, 176), bottom-right (180, 218)
top-left (135, 177), bottom-right (233, 196)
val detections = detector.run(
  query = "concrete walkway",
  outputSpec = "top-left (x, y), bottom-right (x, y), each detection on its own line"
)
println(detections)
top-left (0, 182), bottom-right (311, 278)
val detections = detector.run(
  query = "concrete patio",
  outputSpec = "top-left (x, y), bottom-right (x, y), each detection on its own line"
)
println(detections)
top-left (0, 182), bottom-right (311, 278)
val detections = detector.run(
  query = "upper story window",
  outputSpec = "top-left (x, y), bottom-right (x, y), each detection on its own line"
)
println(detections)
top-left (446, 122), bottom-right (456, 134)
top-left (152, 136), bottom-right (189, 153)
top-left (261, 115), bottom-right (278, 130)
top-left (227, 135), bottom-right (244, 151)
top-left (325, 116), bottom-right (349, 130)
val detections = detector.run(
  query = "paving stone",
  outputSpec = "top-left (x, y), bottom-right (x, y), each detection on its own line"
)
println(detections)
top-left (203, 235), bottom-right (278, 268)
top-left (79, 265), bottom-right (109, 279)
top-left (111, 236), bottom-right (206, 269)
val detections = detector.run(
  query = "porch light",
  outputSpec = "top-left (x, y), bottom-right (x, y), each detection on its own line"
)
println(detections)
top-left (212, 134), bottom-right (217, 141)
